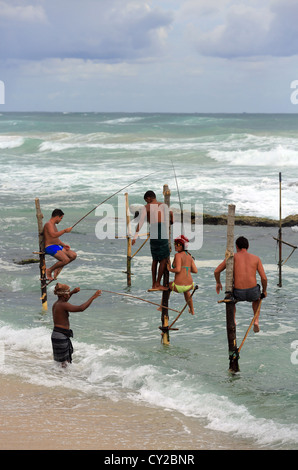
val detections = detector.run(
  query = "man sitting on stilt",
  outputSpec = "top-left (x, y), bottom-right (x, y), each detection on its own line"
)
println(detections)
top-left (43, 208), bottom-right (77, 281)
top-left (214, 236), bottom-right (267, 332)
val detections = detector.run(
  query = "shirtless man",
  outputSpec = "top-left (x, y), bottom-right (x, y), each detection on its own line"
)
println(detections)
top-left (51, 283), bottom-right (101, 367)
top-left (214, 236), bottom-right (267, 332)
top-left (167, 235), bottom-right (198, 315)
top-left (132, 191), bottom-right (173, 290)
top-left (43, 208), bottom-right (77, 281)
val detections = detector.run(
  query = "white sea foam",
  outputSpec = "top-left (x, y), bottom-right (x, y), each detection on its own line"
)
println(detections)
top-left (0, 135), bottom-right (24, 149)
top-left (209, 144), bottom-right (298, 167)
top-left (102, 117), bottom-right (144, 124)
top-left (0, 323), bottom-right (297, 448)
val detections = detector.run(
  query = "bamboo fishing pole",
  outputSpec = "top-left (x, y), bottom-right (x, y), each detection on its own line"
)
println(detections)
top-left (71, 170), bottom-right (158, 229)
top-left (237, 295), bottom-right (264, 354)
top-left (171, 160), bottom-right (184, 230)
top-left (81, 288), bottom-right (180, 314)
top-left (168, 285), bottom-right (198, 329)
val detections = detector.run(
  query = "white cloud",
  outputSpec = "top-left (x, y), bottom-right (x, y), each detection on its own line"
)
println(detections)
top-left (0, 0), bottom-right (46, 22)
top-left (0, 0), bottom-right (173, 61)
top-left (189, 0), bottom-right (298, 58)
top-left (1, 0), bottom-right (298, 112)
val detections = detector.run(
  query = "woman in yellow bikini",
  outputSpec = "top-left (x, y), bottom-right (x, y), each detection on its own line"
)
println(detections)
top-left (167, 235), bottom-right (198, 315)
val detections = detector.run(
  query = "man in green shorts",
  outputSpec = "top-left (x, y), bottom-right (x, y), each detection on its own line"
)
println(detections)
top-left (132, 191), bottom-right (173, 290)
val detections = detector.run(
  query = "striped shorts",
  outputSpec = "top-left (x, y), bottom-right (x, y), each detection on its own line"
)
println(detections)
top-left (51, 327), bottom-right (74, 363)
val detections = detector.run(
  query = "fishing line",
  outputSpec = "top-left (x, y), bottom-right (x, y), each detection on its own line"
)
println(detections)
top-left (80, 288), bottom-right (180, 314)
top-left (171, 160), bottom-right (184, 232)
top-left (71, 170), bottom-right (159, 229)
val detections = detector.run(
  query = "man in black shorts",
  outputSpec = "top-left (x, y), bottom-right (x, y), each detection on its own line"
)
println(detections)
top-left (214, 236), bottom-right (267, 332)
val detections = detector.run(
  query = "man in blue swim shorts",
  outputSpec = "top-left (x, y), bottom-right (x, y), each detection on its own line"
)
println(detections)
top-left (214, 236), bottom-right (267, 332)
top-left (43, 209), bottom-right (77, 281)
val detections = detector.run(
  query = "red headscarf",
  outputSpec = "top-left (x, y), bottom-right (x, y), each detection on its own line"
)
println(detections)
top-left (174, 234), bottom-right (189, 248)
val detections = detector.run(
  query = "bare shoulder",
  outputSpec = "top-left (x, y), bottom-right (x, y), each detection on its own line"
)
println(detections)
top-left (250, 252), bottom-right (261, 262)
top-left (43, 220), bottom-right (52, 233)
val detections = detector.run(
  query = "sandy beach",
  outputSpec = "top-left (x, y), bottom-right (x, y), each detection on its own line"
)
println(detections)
top-left (0, 374), bottom-right (261, 451)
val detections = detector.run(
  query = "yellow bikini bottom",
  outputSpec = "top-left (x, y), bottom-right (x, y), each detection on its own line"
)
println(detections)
top-left (171, 281), bottom-right (194, 293)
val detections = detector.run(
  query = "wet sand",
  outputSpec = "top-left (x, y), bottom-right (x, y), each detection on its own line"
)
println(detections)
top-left (0, 374), bottom-right (263, 451)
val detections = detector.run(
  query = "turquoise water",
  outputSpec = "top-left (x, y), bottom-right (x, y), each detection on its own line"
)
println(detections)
top-left (0, 112), bottom-right (297, 449)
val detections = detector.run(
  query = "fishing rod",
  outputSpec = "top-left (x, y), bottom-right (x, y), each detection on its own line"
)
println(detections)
top-left (168, 285), bottom-right (198, 329)
top-left (171, 160), bottom-right (184, 231)
top-left (80, 288), bottom-right (181, 314)
top-left (237, 294), bottom-right (264, 354)
top-left (71, 170), bottom-right (158, 229)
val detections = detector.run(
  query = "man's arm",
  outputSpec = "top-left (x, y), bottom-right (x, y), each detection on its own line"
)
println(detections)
top-left (65, 290), bottom-right (101, 312)
top-left (69, 287), bottom-right (80, 298)
top-left (44, 222), bottom-right (72, 240)
top-left (257, 259), bottom-right (267, 296)
top-left (214, 259), bottom-right (226, 294)
top-left (132, 206), bottom-right (147, 245)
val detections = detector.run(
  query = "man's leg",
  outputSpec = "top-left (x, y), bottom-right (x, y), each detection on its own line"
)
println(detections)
top-left (46, 251), bottom-right (72, 280)
top-left (252, 299), bottom-right (261, 332)
top-left (151, 260), bottom-right (158, 288)
top-left (156, 258), bottom-right (168, 290)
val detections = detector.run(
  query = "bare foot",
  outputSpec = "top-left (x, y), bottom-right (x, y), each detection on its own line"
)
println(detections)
top-left (155, 284), bottom-right (169, 291)
top-left (53, 267), bottom-right (63, 279)
top-left (46, 269), bottom-right (53, 281)
top-left (148, 286), bottom-right (168, 292)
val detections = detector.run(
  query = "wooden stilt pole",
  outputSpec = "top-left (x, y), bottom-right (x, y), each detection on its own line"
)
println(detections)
top-left (125, 193), bottom-right (132, 287)
top-left (225, 204), bottom-right (239, 373)
top-left (161, 184), bottom-right (171, 345)
top-left (35, 198), bottom-right (47, 312)
top-left (278, 172), bottom-right (282, 287)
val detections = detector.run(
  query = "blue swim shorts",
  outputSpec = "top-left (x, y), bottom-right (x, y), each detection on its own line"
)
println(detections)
top-left (45, 245), bottom-right (63, 256)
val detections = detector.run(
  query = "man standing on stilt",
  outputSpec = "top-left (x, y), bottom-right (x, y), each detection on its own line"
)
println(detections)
top-left (132, 191), bottom-right (173, 291)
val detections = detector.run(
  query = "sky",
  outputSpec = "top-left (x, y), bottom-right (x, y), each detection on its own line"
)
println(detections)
top-left (1, 0), bottom-right (298, 113)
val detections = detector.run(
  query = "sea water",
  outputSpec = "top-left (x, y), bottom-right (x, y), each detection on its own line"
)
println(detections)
top-left (0, 112), bottom-right (297, 449)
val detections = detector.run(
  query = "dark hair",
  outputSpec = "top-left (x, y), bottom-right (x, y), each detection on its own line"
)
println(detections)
top-left (236, 236), bottom-right (249, 250)
top-left (144, 190), bottom-right (156, 200)
top-left (52, 208), bottom-right (64, 218)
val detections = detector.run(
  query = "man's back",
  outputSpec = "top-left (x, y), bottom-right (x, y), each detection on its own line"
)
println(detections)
top-left (234, 250), bottom-right (265, 289)
top-left (145, 200), bottom-right (167, 224)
